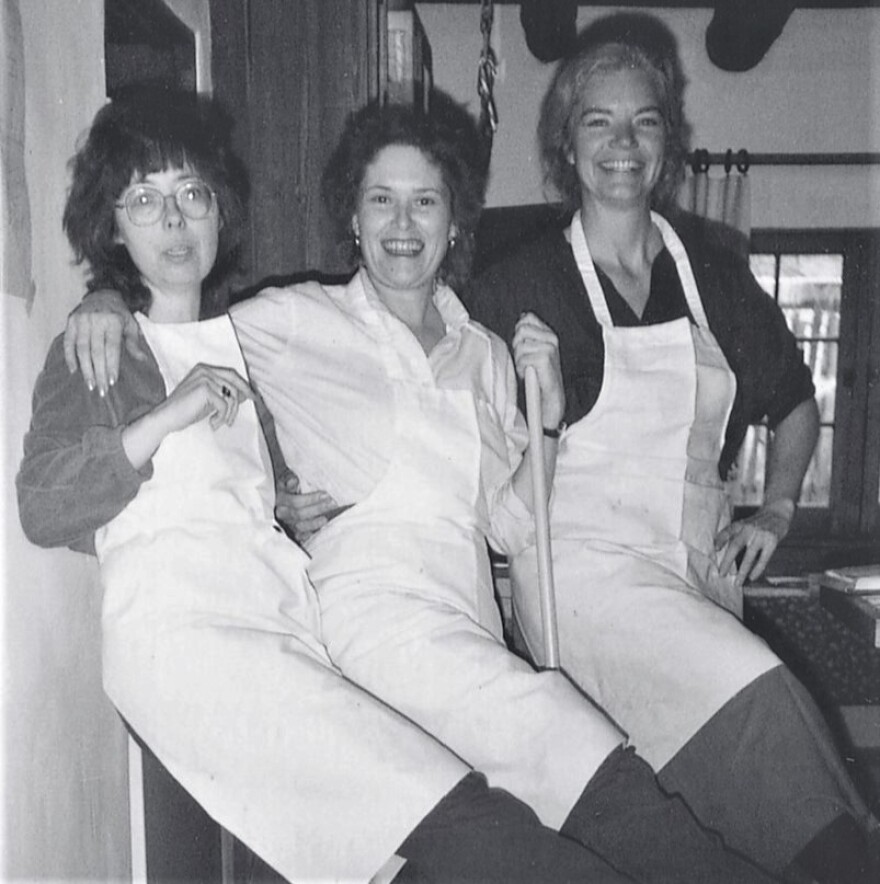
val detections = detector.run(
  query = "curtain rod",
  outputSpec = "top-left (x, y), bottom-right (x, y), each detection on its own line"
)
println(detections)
top-left (688, 150), bottom-right (880, 172)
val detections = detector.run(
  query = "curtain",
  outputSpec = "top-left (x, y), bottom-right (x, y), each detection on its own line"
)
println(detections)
top-left (0, 0), bottom-right (33, 303)
top-left (678, 149), bottom-right (751, 256)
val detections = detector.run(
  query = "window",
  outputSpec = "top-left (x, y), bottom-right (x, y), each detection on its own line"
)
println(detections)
top-left (733, 251), bottom-right (840, 510)
top-left (731, 229), bottom-right (880, 548)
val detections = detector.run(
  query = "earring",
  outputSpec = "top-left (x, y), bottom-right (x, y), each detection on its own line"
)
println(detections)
top-left (448, 235), bottom-right (457, 249)
top-left (353, 230), bottom-right (361, 249)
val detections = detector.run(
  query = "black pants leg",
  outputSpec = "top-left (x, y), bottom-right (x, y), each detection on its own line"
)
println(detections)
top-left (396, 772), bottom-right (634, 883)
top-left (560, 746), bottom-right (779, 884)
top-left (659, 667), bottom-right (872, 873)
top-left (784, 813), bottom-right (880, 884)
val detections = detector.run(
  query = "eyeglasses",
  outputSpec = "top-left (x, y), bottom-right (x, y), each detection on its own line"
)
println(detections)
top-left (115, 180), bottom-right (216, 226)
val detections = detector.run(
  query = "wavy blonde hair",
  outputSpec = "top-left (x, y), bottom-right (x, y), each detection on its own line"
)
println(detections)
top-left (538, 13), bottom-right (691, 215)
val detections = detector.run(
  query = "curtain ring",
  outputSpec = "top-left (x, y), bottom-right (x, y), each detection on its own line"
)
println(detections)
top-left (723, 149), bottom-right (733, 175)
top-left (691, 148), bottom-right (710, 174)
top-left (736, 149), bottom-right (750, 174)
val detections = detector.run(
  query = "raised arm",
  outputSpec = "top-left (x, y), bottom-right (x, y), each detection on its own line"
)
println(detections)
top-left (18, 334), bottom-right (252, 553)
top-left (17, 335), bottom-right (159, 552)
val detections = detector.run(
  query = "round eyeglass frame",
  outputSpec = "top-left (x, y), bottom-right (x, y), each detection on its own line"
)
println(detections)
top-left (115, 180), bottom-right (216, 227)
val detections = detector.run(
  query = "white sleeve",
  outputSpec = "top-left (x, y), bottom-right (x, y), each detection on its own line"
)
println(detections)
top-left (483, 336), bottom-right (535, 556)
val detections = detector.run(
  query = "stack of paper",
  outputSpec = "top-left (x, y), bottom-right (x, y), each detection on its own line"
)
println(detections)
top-left (820, 564), bottom-right (880, 593)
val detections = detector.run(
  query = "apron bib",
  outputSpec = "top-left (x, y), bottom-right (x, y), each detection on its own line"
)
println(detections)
top-left (97, 313), bottom-right (463, 882)
top-left (511, 213), bottom-right (778, 768)
top-left (308, 308), bottom-right (623, 828)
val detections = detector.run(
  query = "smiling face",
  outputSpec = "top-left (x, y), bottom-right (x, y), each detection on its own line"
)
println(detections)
top-left (114, 165), bottom-right (220, 317)
top-left (569, 65), bottom-right (667, 212)
top-left (353, 144), bottom-right (456, 299)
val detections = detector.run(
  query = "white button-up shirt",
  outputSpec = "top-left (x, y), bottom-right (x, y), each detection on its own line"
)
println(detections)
top-left (230, 268), bottom-right (534, 556)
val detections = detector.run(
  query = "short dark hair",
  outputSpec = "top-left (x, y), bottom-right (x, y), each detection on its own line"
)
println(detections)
top-left (321, 92), bottom-right (488, 291)
top-left (538, 12), bottom-right (691, 215)
top-left (63, 87), bottom-right (248, 316)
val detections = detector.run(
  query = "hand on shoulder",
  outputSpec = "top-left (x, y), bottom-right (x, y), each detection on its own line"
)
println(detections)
top-left (63, 290), bottom-right (145, 395)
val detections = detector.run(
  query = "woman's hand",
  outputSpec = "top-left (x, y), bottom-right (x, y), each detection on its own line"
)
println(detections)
top-left (512, 312), bottom-right (565, 430)
top-left (717, 400), bottom-right (816, 586)
top-left (122, 364), bottom-right (252, 469)
top-left (275, 475), bottom-right (347, 544)
top-left (715, 498), bottom-right (796, 587)
top-left (159, 364), bottom-right (253, 433)
top-left (63, 290), bottom-right (144, 396)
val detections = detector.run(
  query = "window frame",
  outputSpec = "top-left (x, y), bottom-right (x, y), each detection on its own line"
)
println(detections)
top-left (743, 228), bottom-right (880, 554)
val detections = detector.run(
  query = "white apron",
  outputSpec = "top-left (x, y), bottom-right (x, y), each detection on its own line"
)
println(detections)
top-left (511, 212), bottom-right (779, 769)
top-left (307, 306), bottom-right (623, 829)
top-left (97, 313), bottom-right (466, 883)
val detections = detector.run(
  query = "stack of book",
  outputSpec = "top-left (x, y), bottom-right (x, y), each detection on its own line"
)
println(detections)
top-left (818, 565), bottom-right (880, 649)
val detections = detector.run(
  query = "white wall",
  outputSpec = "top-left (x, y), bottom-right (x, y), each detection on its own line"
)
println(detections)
top-left (416, 4), bottom-right (880, 228)
top-left (1, 1), bottom-right (130, 879)
top-left (1, 2), bottom-right (218, 878)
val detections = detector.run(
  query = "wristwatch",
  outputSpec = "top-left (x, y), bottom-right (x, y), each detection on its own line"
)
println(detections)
top-left (542, 421), bottom-right (567, 440)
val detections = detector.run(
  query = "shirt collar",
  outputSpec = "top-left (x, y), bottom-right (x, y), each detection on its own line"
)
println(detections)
top-left (355, 266), bottom-right (471, 336)
top-left (433, 281), bottom-right (470, 334)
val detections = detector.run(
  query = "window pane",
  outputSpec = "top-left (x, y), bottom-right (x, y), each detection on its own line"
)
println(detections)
top-left (776, 255), bottom-right (840, 431)
top-left (730, 425), bottom-right (832, 508)
top-left (730, 425), bottom-right (766, 506)
top-left (784, 304), bottom-right (840, 340)
top-left (749, 254), bottom-right (776, 296)
top-left (740, 249), bottom-right (843, 517)
top-left (778, 254), bottom-right (842, 314)
top-left (811, 340), bottom-right (838, 423)
top-left (799, 426), bottom-right (833, 508)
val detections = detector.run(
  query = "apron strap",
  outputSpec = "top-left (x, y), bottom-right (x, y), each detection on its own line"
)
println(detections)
top-left (649, 212), bottom-right (710, 330)
top-left (568, 213), bottom-right (614, 328)
top-left (568, 210), bottom-right (711, 331)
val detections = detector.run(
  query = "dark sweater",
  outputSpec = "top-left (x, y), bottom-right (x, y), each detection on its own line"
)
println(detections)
top-left (465, 211), bottom-right (815, 479)
top-left (16, 335), bottom-right (163, 554)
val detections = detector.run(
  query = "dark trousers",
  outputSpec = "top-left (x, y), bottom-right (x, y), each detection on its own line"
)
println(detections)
top-left (397, 770), bottom-right (633, 883)
top-left (399, 748), bottom-right (777, 883)
top-left (659, 666), bottom-right (877, 881)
